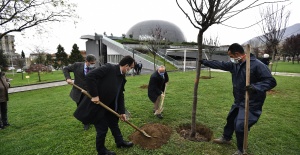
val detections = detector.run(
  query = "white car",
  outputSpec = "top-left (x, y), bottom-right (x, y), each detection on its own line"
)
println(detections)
top-left (8, 67), bottom-right (15, 70)
top-left (16, 69), bottom-right (23, 73)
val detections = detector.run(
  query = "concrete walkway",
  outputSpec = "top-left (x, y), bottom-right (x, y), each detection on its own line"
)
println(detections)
top-left (8, 70), bottom-right (300, 94)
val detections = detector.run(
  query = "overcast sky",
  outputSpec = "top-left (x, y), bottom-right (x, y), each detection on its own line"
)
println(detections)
top-left (12, 0), bottom-right (300, 57)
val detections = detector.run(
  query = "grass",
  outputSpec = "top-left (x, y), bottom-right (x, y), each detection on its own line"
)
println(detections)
top-left (3, 60), bottom-right (299, 87)
top-left (271, 61), bottom-right (300, 73)
top-left (5, 70), bottom-right (68, 87)
top-left (1, 70), bottom-right (299, 155)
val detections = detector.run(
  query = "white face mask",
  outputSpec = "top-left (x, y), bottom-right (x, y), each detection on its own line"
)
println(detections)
top-left (230, 58), bottom-right (239, 64)
top-left (89, 64), bottom-right (95, 68)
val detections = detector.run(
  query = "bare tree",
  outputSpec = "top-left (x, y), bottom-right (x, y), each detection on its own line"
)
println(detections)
top-left (146, 25), bottom-right (167, 70)
top-left (258, 4), bottom-right (290, 71)
top-left (176, 0), bottom-right (287, 139)
top-left (247, 38), bottom-right (262, 58)
top-left (0, 0), bottom-right (77, 39)
top-left (203, 36), bottom-right (219, 78)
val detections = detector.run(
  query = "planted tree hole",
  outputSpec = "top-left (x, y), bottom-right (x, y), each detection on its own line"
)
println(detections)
top-left (177, 123), bottom-right (213, 142)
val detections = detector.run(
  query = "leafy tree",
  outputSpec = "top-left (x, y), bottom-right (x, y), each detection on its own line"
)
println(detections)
top-left (0, 0), bottom-right (77, 39)
top-left (45, 54), bottom-right (53, 66)
top-left (175, 0), bottom-right (287, 141)
top-left (55, 44), bottom-right (68, 69)
top-left (282, 34), bottom-right (300, 64)
top-left (0, 49), bottom-right (8, 69)
top-left (68, 44), bottom-right (84, 64)
top-left (21, 50), bottom-right (25, 58)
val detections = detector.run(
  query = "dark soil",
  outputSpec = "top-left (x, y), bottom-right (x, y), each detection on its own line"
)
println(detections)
top-left (267, 89), bottom-right (278, 95)
top-left (200, 76), bottom-right (213, 79)
top-left (128, 123), bottom-right (172, 150)
top-left (139, 84), bottom-right (148, 89)
top-left (176, 123), bottom-right (213, 142)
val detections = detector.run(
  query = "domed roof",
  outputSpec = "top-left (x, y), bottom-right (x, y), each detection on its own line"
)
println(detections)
top-left (126, 20), bottom-right (186, 43)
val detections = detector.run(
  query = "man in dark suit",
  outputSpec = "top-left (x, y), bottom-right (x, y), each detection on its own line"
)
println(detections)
top-left (85, 55), bottom-right (135, 155)
top-left (148, 65), bottom-right (169, 119)
top-left (137, 61), bottom-right (143, 75)
top-left (63, 54), bottom-right (97, 130)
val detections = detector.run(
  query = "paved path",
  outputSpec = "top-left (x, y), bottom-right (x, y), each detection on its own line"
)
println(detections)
top-left (8, 70), bottom-right (300, 94)
top-left (8, 81), bottom-right (67, 94)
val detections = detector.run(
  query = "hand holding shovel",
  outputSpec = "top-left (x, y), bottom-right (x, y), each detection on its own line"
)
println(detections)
top-left (70, 82), bottom-right (151, 138)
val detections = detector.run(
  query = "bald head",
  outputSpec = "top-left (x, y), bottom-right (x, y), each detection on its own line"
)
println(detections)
top-left (157, 65), bottom-right (166, 74)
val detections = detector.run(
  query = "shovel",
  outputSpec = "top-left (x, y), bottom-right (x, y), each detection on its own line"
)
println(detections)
top-left (155, 84), bottom-right (167, 115)
top-left (70, 83), bottom-right (151, 138)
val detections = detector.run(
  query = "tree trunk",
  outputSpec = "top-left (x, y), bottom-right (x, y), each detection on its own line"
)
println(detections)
top-left (190, 30), bottom-right (203, 137)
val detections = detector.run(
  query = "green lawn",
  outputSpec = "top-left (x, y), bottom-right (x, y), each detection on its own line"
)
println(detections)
top-left (5, 70), bottom-right (67, 87)
top-left (1, 71), bottom-right (299, 155)
top-left (270, 61), bottom-right (300, 73)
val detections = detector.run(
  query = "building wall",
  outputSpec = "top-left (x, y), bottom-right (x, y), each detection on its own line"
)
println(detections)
top-left (0, 34), bottom-right (15, 54)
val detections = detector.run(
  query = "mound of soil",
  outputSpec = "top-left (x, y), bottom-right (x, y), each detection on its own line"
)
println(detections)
top-left (176, 123), bottom-right (213, 142)
top-left (129, 123), bottom-right (172, 149)
top-left (140, 84), bottom-right (148, 89)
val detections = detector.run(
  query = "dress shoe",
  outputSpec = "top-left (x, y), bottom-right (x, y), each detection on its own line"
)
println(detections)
top-left (83, 124), bottom-right (90, 130)
top-left (0, 125), bottom-right (4, 130)
top-left (3, 123), bottom-right (10, 127)
top-left (116, 141), bottom-right (134, 148)
top-left (155, 114), bottom-right (163, 119)
top-left (98, 150), bottom-right (116, 155)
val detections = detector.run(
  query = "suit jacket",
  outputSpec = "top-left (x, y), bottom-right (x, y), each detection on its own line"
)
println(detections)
top-left (148, 71), bottom-right (168, 103)
top-left (63, 62), bottom-right (87, 103)
top-left (74, 63), bottom-right (126, 124)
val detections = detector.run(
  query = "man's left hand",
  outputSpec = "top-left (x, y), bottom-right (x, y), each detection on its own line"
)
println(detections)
top-left (245, 85), bottom-right (257, 93)
top-left (120, 114), bottom-right (127, 121)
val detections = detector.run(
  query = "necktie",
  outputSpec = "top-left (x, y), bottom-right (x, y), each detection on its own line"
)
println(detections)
top-left (114, 79), bottom-right (123, 111)
top-left (85, 67), bottom-right (89, 75)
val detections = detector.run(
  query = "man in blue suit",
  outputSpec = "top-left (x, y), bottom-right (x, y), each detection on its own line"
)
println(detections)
top-left (63, 54), bottom-right (97, 130)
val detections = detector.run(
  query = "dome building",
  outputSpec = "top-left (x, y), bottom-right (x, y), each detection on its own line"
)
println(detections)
top-left (126, 20), bottom-right (186, 43)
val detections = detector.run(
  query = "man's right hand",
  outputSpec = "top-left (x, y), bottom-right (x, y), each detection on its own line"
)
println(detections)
top-left (66, 79), bottom-right (73, 84)
top-left (91, 96), bottom-right (100, 104)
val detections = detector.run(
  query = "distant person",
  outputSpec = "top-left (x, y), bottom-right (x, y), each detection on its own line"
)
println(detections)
top-left (200, 43), bottom-right (277, 155)
top-left (79, 55), bottom-right (135, 155)
top-left (63, 54), bottom-right (97, 130)
top-left (137, 61), bottom-right (143, 75)
top-left (0, 69), bottom-right (10, 130)
top-left (261, 54), bottom-right (270, 66)
top-left (148, 65), bottom-right (169, 119)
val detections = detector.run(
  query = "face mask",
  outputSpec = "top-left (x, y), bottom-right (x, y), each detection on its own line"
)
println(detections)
top-left (230, 58), bottom-right (239, 64)
top-left (89, 64), bottom-right (95, 68)
top-left (230, 55), bottom-right (245, 64)
top-left (159, 72), bottom-right (165, 76)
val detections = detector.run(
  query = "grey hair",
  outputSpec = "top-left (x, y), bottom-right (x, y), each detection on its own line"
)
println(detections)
top-left (86, 54), bottom-right (96, 62)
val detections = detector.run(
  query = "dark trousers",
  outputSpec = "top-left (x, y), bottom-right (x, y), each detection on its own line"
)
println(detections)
top-left (222, 108), bottom-right (244, 152)
top-left (223, 107), bottom-right (257, 152)
top-left (0, 102), bottom-right (8, 126)
top-left (76, 94), bottom-right (88, 126)
top-left (94, 111), bottom-right (123, 154)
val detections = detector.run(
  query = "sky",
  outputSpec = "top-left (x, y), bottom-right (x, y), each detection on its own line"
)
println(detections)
top-left (12, 0), bottom-right (300, 57)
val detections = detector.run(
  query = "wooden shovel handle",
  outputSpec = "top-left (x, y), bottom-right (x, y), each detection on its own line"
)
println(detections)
top-left (71, 83), bottom-right (148, 135)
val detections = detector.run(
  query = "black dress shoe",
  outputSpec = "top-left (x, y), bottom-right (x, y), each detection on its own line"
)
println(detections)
top-left (3, 123), bottom-right (10, 127)
top-left (116, 141), bottom-right (134, 148)
top-left (83, 124), bottom-right (90, 130)
top-left (98, 150), bottom-right (116, 155)
top-left (156, 114), bottom-right (163, 119)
